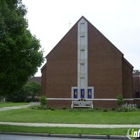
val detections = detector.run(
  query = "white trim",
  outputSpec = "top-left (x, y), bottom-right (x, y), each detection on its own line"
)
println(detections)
top-left (124, 98), bottom-right (134, 101)
top-left (134, 98), bottom-right (140, 100)
top-left (133, 75), bottom-right (140, 77)
top-left (47, 98), bottom-right (71, 101)
top-left (47, 98), bottom-right (134, 101)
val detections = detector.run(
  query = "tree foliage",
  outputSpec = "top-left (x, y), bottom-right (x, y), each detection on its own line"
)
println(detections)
top-left (24, 81), bottom-right (41, 100)
top-left (5, 81), bottom-right (41, 102)
top-left (0, 0), bottom-right (44, 95)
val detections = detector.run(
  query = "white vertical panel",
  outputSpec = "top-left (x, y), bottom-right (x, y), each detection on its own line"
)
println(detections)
top-left (71, 18), bottom-right (94, 108)
top-left (80, 50), bottom-right (85, 60)
top-left (80, 64), bottom-right (85, 73)
top-left (80, 78), bottom-right (85, 87)
top-left (80, 37), bottom-right (85, 45)
top-left (80, 23), bottom-right (85, 32)
top-left (77, 18), bottom-right (88, 98)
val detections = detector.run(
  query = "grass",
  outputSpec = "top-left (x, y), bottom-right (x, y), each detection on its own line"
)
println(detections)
top-left (0, 125), bottom-right (128, 135)
top-left (0, 102), bottom-right (28, 108)
top-left (0, 108), bottom-right (140, 124)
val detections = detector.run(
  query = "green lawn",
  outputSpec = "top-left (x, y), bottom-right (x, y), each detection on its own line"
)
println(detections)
top-left (0, 102), bottom-right (28, 108)
top-left (0, 125), bottom-right (128, 135)
top-left (0, 108), bottom-right (140, 124)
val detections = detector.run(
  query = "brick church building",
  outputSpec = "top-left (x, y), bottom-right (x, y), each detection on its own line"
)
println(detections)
top-left (41, 16), bottom-right (136, 108)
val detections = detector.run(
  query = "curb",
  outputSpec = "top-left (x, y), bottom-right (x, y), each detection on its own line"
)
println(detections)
top-left (0, 132), bottom-right (128, 139)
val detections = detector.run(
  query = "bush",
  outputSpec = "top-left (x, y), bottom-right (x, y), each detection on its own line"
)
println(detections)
top-left (118, 106), bottom-right (137, 112)
top-left (49, 106), bottom-right (55, 111)
top-left (29, 96), bottom-right (47, 110)
top-left (117, 94), bottom-right (124, 106)
top-left (62, 106), bottom-right (67, 110)
top-left (95, 108), bottom-right (99, 110)
top-left (112, 108), bottom-right (115, 111)
top-left (39, 96), bottom-right (47, 107)
top-left (103, 109), bottom-right (108, 112)
top-left (29, 105), bottom-right (40, 110)
top-left (48, 107), bottom-right (51, 110)
top-left (137, 105), bottom-right (140, 109)
top-left (29, 104), bottom-right (47, 110)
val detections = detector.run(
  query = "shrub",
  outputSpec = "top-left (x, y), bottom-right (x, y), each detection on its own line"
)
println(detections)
top-left (118, 106), bottom-right (137, 112)
top-left (39, 96), bottom-right (47, 107)
top-left (103, 109), bottom-right (108, 112)
top-left (88, 108), bottom-right (94, 111)
top-left (117, 94), bottom-right (124, 106)
top-left (137, 104), bottom-right (140, 109)
top-left (29, 96), bottom-right (47, 110)
top-left (50, 107), bottom-right (55, 111)
top-left (49, 106), bottom-right (55, 110)
top-left (95, 108), bottom-right (99, 110)
top-left (29, 104), bottom-right (47, 110)
top-left (128, 106), bottom-right (137, 112)
top-left (62, 106), bottom-right (67, 110)
top-left (29, 105), bottom-right (40, 110)
top-left (40, 105), bottom-right (47, 110)
top-left (48, 107), bottom-right (51, 110)
top-left (112, 108), bottom-right (115, 111)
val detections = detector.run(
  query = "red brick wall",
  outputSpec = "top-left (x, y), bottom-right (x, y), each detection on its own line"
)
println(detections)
top-left (45, 24), bottom-right (77, 98)
top-left (88, 22), bottom-right (123, 98)
top-left (133, 75), bottom-right (140, 98)
top-left (133, 77), bottom-right (139, 93)
top-left (122, 59), bottom-right (133, 98)
top-left (47, 100), bottom-right (71, 109)
top-left (41, 64), bottom-right (46, 96)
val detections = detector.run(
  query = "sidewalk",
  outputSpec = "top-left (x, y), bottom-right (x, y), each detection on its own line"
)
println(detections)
top-left (0, 105), bottom-right (30, 111)
top-left (0, 122), bottom-right (140, 128)
top-left (0, 122), bottom-right (132, 139)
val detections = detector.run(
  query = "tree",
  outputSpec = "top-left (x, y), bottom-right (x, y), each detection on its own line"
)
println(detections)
top-left (0, 0), bottom-right (44, 95)
top-left (24, 81), bottom-right (41, 100)
top-left (5, 81), bottom-right (41, 102)
top-left (5, 88), bottom-right (27, 102)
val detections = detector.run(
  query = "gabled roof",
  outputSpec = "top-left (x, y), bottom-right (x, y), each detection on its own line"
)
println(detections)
top-left (46, 16), bottom-right (124, 58)
top-left (45, 16), bottom-right (83, 58)
top-left (44, 16), bottom-right (133, 69)
top-left (123, 57), bottom-right (133, 69)
top-left (41, 63), bottom-right (46, 72)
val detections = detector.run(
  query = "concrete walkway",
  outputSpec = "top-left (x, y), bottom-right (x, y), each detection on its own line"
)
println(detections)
top-left (0, 122), bottom-right (140, 128)
top-left (0, 105), bottom-right (30, 111)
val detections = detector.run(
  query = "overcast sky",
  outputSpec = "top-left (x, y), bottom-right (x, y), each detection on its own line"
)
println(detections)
top-left (22, 0), bottom-right (140, 76)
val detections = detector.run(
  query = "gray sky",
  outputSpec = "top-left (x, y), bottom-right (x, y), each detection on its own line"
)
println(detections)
top-left (22, 0), bottom-right (140, 76)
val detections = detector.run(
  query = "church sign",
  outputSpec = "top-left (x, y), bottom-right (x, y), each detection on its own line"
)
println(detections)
top-left (71, 87), bottom-right (94, 108)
